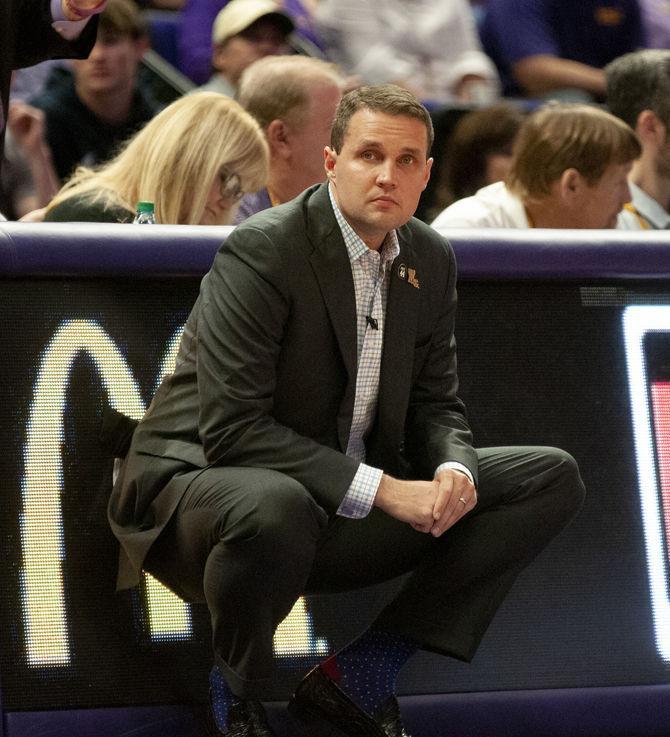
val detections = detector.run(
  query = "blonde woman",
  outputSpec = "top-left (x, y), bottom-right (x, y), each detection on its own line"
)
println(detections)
top-left (44, 92), bottom-right (269, 225)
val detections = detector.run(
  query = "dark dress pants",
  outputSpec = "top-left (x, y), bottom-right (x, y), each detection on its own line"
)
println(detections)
top-left (144, 445), bottom-right (585, 697)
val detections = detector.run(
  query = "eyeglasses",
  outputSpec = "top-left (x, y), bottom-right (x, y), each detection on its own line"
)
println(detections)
top-left (219, 167), bottom-right (244, 203)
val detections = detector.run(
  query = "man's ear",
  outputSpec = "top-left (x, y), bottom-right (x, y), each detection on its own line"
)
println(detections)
top-left (211, 43), bottom-right (228, 73)
top-left (266, 119), bottom-right (291, 158)
top-left (558, 168), bottom-right (583, 201)
top-left (134, 35), bottom-right (151, 58)
top-left (637, 109), bottom-right (665, 146)
top-left (324, 146), bottom-right (337, 180)
top-left (422, 157), bottom-right (434, 190)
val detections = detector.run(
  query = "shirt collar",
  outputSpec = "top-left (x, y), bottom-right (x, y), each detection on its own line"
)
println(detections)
top-left (328, 184), bottom-right (400, 265)
top-left (628, 181), bottom-right (670, 229)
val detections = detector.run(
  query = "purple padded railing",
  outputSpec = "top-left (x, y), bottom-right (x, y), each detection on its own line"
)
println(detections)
top-left (1, 222), bottom-right (669, 280)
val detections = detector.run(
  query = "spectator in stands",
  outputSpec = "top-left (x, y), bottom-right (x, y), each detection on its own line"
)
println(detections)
top-left (196, 0), bottom-right (293, 97)
top-left (314, 0), bottom-right (500, 106)
top-left (479, 0), bottom-right (645, 101)
top-left (43, 92), bottom-right (268, 224)
top-left (181, 0), bottom-right (316, 87)
top-left (607, 50), bottom-right (670, 230)
top-left (0, 102), bottom-right (60, 220)
top-left (1, 0), bottom-right (106, 182)
top-left (431, 103), bottom-right (640, 230)
top-left (31, 0), bottom-right (160, 182)
top-left (235, 55), bottom-right (343, 222)
top-left (430, 102), bottom-right (525, 219)
top-left (178, 0), bottom-right (322, 86)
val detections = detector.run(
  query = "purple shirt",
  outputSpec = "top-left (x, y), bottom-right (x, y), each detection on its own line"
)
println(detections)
top-left (234, 187), bottom-right (272, 224)
top-left (480, 0), bottom-right (645, 95)
top-left (177, 0), bottom-right (325, 85)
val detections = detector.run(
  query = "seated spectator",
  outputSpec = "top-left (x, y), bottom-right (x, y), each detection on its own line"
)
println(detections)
top-left (314, 0), bottom-right (499, 106)
top-left (607, 50), bottom-right (670, 229)
top-left (235, 54), bottom-right (343, 221)
top-left (430, 102), bottom-right (525, 219)
top-left (31, 0), bottom-right (161, 182)
top-left (179, 0), bottom-right (322, 86)
top-left (43, 92), bottom-right (268, 224)
top-left (431, 103), bottom-right (640, 230)
top-left (479, 0), bottom-right (645, 101)
top-left (0, 102), bottom-right (60, 219)
top-left (196, 0), bottom-right (293, 97)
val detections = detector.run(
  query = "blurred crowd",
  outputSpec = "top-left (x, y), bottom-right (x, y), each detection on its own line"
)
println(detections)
top-left (3, 0), bottom-right (670, 232)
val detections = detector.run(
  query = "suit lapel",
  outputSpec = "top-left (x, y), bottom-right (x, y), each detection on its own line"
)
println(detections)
top-left (378, 230), bottom-right (421, 438)
top-left (306, 186), bottom-right (357, 452)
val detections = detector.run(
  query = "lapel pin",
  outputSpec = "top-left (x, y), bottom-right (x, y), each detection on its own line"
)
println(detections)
top-left (398, 263), bottom-right (407, 280)
top-left (407, 268), bottom-right (420, 289)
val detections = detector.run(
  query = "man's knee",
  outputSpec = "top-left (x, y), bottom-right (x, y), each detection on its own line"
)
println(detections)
top-left (218, 473), bottom-right (328, 561)
top-left (536, 446), bottom-right (586, 515)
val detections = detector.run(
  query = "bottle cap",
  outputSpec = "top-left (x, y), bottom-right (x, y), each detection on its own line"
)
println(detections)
top-left (136, 201), bottom-right (155, 213)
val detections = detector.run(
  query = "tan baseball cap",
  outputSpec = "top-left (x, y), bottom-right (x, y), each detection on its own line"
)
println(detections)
top-left (212, 0), bottom-right (294, 46)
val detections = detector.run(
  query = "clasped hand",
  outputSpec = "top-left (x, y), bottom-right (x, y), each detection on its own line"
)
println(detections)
top-left (375, 469), bottom-right (477, 537)
top-left (61, 0), bottom-right (107, 21)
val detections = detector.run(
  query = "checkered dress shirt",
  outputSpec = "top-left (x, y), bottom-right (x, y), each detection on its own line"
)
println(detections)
top-left (329, 187), bottom-right (398, 518)
top-left (329, 188), bottom-right (474, 518)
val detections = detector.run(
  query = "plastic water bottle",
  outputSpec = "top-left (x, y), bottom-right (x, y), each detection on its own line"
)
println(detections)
top-left (133, 201), bottom-right (155, 224)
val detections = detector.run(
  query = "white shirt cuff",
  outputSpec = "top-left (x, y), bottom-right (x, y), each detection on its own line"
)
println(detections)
top-left (435, 461), bottom-right (474, 486)
top-left (336, 463), bottom-right (383, 519)
top-left (51, 0), bottom-right (93, 39)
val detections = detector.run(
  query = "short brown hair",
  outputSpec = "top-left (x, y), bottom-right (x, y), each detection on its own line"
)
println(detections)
top-left (507, 103), bottom-right (641, 199)
top-left (98, 0), bottom-right (147, 40)
top-left (330, 84), bottom-right (434, 156)
top-left (237, 55), bottom-right (343, 130)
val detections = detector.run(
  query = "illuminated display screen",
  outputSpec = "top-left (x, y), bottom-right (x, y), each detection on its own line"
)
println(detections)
top-left (0, 277), bottom-right (669, 711)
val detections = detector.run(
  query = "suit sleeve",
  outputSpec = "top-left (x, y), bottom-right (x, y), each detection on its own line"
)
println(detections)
top-left (404, 239), bottom-right (478, 485)
top-left (195, 226), bottom-right (359, 514)
top-left (12, 0), bottom-right (98, 70)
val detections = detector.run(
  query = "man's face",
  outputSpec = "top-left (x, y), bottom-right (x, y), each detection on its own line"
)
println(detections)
top-left (574, 161), bottom-right (632, 228)
top-left (324, 109), bottom-right (432, 249)
top-left (73, 31), bottom-right (144, 97)
top-left (287, 81), bottom-right (342, 191)
top-left (214, 18), bottom-right (289, 85)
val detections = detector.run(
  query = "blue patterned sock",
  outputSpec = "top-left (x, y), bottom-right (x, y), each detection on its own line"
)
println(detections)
top-left (209, 664), bottom-right (236, 732)
top-left (321, 629), bottom-right (418, 715)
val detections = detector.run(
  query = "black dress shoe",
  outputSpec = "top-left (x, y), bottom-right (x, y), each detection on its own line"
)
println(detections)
top-left (207, 694), bottom-right (277, 736)
top-left (373, 696), bottom-right (412, 737)
top-left (288, 665), bottom-right (412, 737)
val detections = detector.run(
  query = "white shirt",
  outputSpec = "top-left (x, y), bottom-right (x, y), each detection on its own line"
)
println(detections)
top-left (315, 0), bottom-right (499, 105)
top-left (431, 181), bottom-right (529, 232)
top-left (617, 181), bottom-right (670, 230)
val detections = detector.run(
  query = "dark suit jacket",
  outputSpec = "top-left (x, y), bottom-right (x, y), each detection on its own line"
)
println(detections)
top-left (1, 0), bottom-right (97, 166)
top-left (109, 183), bottom-right (477, 588)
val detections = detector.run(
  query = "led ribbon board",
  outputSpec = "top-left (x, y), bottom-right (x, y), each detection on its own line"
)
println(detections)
top-left (20, 319), bottom-right (326, 668)
top-left (624, 305), bottom-right (670, 662)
